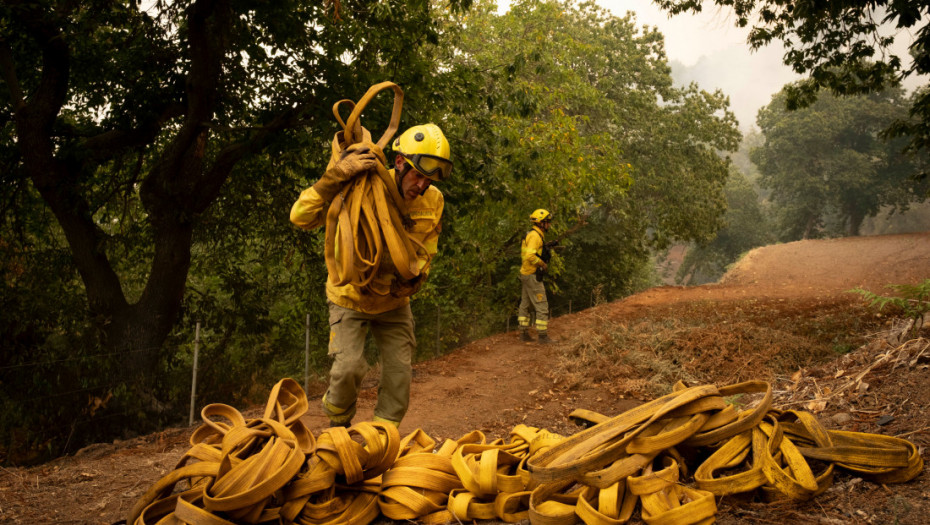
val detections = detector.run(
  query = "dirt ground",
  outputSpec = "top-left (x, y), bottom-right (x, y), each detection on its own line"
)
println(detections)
top-left (1, 232), bottom-right (929, 524)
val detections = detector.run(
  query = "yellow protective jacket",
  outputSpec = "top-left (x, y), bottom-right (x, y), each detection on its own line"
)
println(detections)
top-left (290, 169), bottom-right (444, 314)
top-left (520, 225), bottom-right (546, 276)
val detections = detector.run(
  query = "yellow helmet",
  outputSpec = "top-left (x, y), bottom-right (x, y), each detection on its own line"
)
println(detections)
top-left (530, 209), bottom-right (552, 224)
top-left (392, 123), bottom-right (452, 181)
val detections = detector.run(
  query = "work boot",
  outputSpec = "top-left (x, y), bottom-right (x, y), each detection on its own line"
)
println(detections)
top-left (521, 330), bottom-right (533, 342)
top-left (329, 418), bottom-right (352, 428)
top-left (538, 332), bottom-right (552, 344)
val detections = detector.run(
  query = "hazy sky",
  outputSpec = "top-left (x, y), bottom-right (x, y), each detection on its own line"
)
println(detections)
top-left (586, 0), bottom-right (800, 130)
top-left (498, 1), bottom-right (923, 131)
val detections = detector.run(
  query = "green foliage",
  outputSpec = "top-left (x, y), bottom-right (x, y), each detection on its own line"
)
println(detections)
top-left (655, 0), bottom-right (930, 159)
top-left (0, 0), bottom-right (469, 464)
top-left (427, 0), bottom-right (739, 324)
top-left (0, 180), bottom-right (128, 464)
top-left (724, 394), bottom-right (745, 409)
top-left (861, 201), bottom-right (930, 235)
top-left (730, 130), bottom-right (767, 197)
top-left (752, 87), bottom-right (928, 240)
top-left (677, 167), bottom-right (774, 284)
top-left (850, 279), bottom-right (930, 338)
top-left (1, 0), bottom-right (742, 463)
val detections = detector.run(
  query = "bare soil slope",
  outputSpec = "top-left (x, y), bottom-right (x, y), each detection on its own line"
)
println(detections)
top-left (2, 232), bottom-right (929, 524)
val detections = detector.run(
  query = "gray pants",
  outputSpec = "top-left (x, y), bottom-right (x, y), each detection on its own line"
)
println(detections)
top-left (518, 273), bottom-right (549, 332)
top-left (322, 303), bottom-right (415, 426)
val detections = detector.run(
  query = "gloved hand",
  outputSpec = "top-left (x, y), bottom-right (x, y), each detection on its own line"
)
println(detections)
top-left (390, 274), bottom-right (423, 298)
top-left (313, 146), bottom-right (379, 201)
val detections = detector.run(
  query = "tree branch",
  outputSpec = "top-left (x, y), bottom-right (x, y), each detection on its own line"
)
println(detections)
top-left (52, 101), bottom-right (185, 163)
top-left (143, 0), bottom-right (230, 212)
top-left (10, 2), bottom-right (128, 314)
top-left (0, 41), bottom-right (24, 110)
top-left (195, 102), bottom-right (315, 214)
top-left (11, 2), bottom-right (69, 130)
top-left (137, 0), bottom-right (232, 319)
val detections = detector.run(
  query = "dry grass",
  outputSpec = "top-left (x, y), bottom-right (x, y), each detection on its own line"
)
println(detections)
top-left (547, 297), bottom-right (888, 400)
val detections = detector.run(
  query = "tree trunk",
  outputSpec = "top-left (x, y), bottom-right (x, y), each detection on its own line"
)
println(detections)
top-left (105, 222), bottom-right (195, 377)
top-left (5, 0), bottom-right (231, 382)
top-left (5, 0), bottom-right (306, 383)
top-left (846, 207), bottom-right (864, 237)
top-left (802, 214), bottom-right (819, 239)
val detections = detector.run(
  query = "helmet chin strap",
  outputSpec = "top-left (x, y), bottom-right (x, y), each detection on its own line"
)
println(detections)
top-left (396, 163), bottom-right (408, 196)
top-left (397, 163), bottom-right (429, 197)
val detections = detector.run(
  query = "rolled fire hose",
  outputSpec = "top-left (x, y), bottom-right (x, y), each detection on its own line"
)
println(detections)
top-left (323, 82), bottom-right (428, 297)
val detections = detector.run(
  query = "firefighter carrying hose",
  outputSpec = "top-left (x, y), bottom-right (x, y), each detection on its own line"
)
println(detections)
top-left (518, 209), bottom-right (553, 343)
top-left (290, 123), bottom-right (452, 428)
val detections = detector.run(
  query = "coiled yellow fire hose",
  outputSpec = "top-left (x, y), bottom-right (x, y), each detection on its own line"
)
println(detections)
top-left (128, 378), bottom-right (923, 525)
top-left (323, 82), bottom-right (428, 296)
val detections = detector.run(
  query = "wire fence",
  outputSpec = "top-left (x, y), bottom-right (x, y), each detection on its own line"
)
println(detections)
top-left (0, 346), bottom-right (168, 402)
top-left (1, 305), bottom-right (577, 400)
top-left (1, 285), bottom-right (596, 459)
top-left (0, 345), bottom-right (157, 373)
top-left (1, 314), bottom-right (332, 459)
top-left (0, 342), bottom-right (185, 458)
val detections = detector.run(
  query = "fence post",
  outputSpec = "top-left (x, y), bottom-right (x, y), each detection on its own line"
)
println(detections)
top-left (305, 313), bottom-right (311, 394)
top-left (435, 305), bottom-right (441, 357)
top-left (569, 299), bottom-right (572, 315)
top-left (189, 321), bottom-right (201, 426)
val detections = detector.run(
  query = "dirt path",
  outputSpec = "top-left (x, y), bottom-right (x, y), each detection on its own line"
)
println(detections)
top-left (1, 232), bottom-right (928, 524)
top-left (387, 232), bottom-right (930, 440)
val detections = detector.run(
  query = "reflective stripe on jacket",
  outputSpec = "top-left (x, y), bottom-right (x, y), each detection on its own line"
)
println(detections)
top-left (520, 226), bottom-right (545, 276)
top-left (290, 169), bottom-right (444, 313)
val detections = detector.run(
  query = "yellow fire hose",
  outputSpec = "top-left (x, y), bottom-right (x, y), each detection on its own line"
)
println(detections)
top-left (323, 82), bottom-right (428, 296)
top-left (128, 378), bottom-right (923, 525)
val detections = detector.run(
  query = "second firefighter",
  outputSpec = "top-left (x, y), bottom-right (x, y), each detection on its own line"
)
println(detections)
top-left (518, 209), bottom-right (553, 343)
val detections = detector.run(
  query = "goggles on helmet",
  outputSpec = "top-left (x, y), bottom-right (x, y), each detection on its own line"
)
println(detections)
top-left (401, 153), bottom-right (453, 181)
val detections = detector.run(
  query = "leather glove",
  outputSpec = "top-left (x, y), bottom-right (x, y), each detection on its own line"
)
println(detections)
top-left (390, 274), bottom-right (423, 298)
top-left (313, 146), bottom-right (379, 201)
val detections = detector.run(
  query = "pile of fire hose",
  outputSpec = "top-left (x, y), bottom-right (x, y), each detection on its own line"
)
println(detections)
top-left (128, 378), bottom-right (923, 524)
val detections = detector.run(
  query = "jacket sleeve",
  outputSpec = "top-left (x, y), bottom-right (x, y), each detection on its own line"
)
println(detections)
top-left (289, 186), bottom-right (328, 230)
top-left (417, 191), bottom-right (444, 279)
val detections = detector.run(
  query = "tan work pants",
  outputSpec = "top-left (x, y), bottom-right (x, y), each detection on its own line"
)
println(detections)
top-left (322, 302), bottom-right (415, 426)
top-left (518, 273), bottom-right (549, 332)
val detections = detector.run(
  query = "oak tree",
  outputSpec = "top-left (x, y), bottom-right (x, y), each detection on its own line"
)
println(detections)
top-left (752, 87), bottom-right (926, 239)
top-left (0, 0), bottom-right (467, 378)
